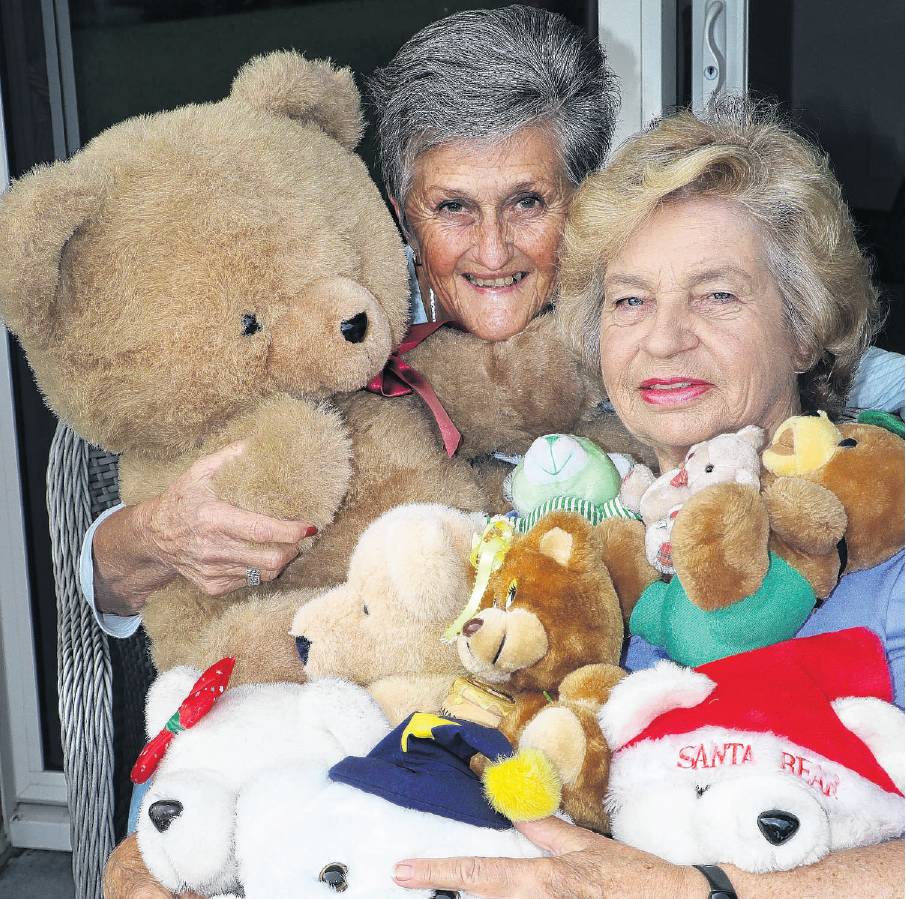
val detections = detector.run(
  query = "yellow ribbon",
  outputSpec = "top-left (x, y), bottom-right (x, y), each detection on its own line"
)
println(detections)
top-left (442, 516), bottom-right (515, 643)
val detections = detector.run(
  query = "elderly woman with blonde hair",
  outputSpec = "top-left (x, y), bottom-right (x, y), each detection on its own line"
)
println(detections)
top-left (399, 98), bottom-right (904, 899)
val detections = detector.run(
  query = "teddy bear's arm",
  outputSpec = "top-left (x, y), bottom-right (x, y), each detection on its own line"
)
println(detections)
top-left (145, 589), bottom-right (313, 686)
top-left (406, 320), bottom-right (595, 458)
top-left (763, 476), bottom-right (848, 556)
top-left (205, 394), bottom-right (353, 530)
top-left (597, 518), bottom-right (660, 620)
top-left (669, 482), bottom-right (771, 611)
top-left (367, 674), bottom-right (459, 726)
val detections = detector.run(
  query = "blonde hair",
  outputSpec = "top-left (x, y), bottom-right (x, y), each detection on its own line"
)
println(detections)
top-left (558, 97), bottom-right (881, 416)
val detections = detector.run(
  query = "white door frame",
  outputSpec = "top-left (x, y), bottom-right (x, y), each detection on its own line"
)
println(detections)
top-left (0, 3), bottom-right (75, 852)
top-left (600, 0), bottom-right (678, 153)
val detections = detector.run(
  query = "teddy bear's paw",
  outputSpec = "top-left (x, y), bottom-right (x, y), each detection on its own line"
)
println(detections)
top-left (483, 748), bottom-right (561, 821)
top-left (671, 482), bottom-right (770, 611)
top-left (557, 663), bottom-right (626, 708)
top-left (208, 395), bottom-right (353, 530)
top-left (763, 477), bottom-right (847, 555)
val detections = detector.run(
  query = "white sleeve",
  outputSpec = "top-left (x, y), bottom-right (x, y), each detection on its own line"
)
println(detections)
top-left (848, 347), bottom-right (905, 416)
top-left (80, 502), bottom-right (142, 639)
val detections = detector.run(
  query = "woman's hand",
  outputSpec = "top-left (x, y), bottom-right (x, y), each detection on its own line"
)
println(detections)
top-left (393, 816), bottom-right (699, 899)
top-left (103, 833), bottom-right (205, 899)
top-left (93, 443), bottom-right (317, 616)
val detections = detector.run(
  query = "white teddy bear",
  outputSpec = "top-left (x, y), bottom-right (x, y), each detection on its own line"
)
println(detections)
top-left (235, 713), bottom-right (546, 897)
top-left (599, 629), bottom-right (904, 873)
top-left (135, 667), bottom-right (389, 896)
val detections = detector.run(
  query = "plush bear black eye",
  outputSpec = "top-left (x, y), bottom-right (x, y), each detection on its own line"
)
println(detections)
top-left (241, 312), bottom-right (261, 336)
top-left (695, 784), bottom-right (710, 797)
top-left (704, 464), bottom-right (715, 473)
top-left (838, 438), bottom-right (858, 448)
top-left (363, 604), bottom-right (369, 615)
top-left (433, 892), bottom-right (461, 899)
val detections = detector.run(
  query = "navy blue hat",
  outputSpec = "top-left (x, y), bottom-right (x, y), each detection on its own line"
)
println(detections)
top-left (329, 713), bottom-right (514, 829)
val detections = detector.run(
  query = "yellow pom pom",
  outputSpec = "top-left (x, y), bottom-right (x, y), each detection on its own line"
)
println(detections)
top-left (483, 748), bottom-right (562, 821)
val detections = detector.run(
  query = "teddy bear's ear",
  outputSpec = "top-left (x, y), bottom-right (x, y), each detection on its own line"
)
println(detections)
top-left (598, 660), bottom-right (716, 751)
top-left (538, 527), bottom-right (574, 567)
top-left (0, 158), bottom-right (106, 349)
top-left (144, 666), bottom-right (202, 738)
top-left (229, 51), bottom-right (364, 151)
top-left (832, 696), bottom-right (905, 793)
top-left (735, 424), bottom-right (766, 452)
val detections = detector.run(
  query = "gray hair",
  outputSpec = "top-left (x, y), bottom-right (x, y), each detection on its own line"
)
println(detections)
top-left (365, 5), bottom-right (618, 209)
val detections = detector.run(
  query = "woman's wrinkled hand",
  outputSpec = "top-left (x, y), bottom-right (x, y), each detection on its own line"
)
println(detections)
top-left (103, 833), bottom-right (205, 899)
top-left (393, 816), bottom-right (699, 899)
top-left (93, 442), bottom-right (318, 616)
top-left (139, 442), bottom-right (317, 597)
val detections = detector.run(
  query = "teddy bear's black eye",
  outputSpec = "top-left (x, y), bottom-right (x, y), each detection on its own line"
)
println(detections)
top-left (363, 604), bottom-right (369, 615)
top-left (704, 464), bottom-right (714, 473)
top-left (838, 438), bottom-right (858, 448)
top-left (241, 312), bottom-right (261, 336)
top-left (695, 784), bottom-right (710, 797)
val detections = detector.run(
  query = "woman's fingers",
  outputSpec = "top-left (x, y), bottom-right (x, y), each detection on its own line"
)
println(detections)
top-left (394, 855), bottom-right (552, 898)
top-left (141, 442), bottom-right (318, 595)
top-left (515, 816), bottom-right (599, 854)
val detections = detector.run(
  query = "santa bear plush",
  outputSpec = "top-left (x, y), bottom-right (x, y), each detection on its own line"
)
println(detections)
top-left (599, 628), bottom-right (904, 873)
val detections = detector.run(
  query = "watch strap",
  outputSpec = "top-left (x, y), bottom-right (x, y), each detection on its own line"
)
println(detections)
top-left (693, 864), bottom-right (738, 899)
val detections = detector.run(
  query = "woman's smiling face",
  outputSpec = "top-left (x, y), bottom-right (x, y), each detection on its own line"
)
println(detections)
top-left (599, 196), bottom-right (803, 470)
top-left (401, 125), bottom-right (572, 341)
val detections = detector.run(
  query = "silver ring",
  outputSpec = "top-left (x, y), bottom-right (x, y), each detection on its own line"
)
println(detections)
top-left (246, 567), bottom-right (261, 587)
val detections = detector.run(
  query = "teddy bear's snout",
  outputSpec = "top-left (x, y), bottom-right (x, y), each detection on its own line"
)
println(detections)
top-left (148, 799), bottom-right (183, 833)
top-left (340, 311), bottom-right (368, 344)
top-left (295, 635), bottom-right (312, 665)
top-left (757, 809), bottom-right (800, 845)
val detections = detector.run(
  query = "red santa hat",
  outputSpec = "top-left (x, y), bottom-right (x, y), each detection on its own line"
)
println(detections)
top-left (600, 628), bottom-right (902, 798)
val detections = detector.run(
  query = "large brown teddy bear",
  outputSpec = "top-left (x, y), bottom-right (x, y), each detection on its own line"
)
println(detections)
top-left (450, 511), bottom-right (626, 831)
top-left (0, 52), bottom-right (486, 684)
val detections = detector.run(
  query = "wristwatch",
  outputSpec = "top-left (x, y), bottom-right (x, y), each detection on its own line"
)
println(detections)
top-left (693, 864), bottom-right (738, 899)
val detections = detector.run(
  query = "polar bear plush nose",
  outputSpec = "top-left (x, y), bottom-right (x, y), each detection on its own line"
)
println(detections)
top-left (757, 810), bottom-right (799, 845)
top-left (340, 311), bottom-right (368, 343)
top-left (319, 862), bottom-right (348, 891)
top-left (148, 799), bottom-right (183, 833)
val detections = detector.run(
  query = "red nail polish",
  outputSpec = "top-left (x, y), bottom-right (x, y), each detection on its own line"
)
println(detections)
top-left (304, 525), bottom-right (318, 538)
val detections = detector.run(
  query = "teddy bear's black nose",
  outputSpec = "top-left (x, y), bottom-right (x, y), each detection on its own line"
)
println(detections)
top-left (462, 618), bottom-right (483, 637)
top-left (319, 862), bottom-right (348, 891)
top-left (340, 312), bottom-right (368, 343)
top-left (295, 635), bottom-right (312, 665)
top-left (757, 810), bottom-right (799, 845)
top-left (148, 799), bottom-right (183, 833)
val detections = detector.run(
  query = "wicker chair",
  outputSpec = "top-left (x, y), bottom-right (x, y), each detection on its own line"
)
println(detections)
top-left (47, 421), bottom-right (156, 899)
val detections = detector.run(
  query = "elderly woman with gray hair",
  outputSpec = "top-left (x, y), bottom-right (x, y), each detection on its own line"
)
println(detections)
top-left (101, 7), bottom-right (638, 897)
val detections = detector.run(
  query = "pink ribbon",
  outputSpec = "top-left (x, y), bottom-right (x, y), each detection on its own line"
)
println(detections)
top-left (366, 321), bottom-right (462, 457)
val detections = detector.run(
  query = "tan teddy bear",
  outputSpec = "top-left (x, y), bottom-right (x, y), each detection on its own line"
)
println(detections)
top-left (290, 503), bottom-right (484, 723)
top-left (0, 52), bottom-right (485, 684)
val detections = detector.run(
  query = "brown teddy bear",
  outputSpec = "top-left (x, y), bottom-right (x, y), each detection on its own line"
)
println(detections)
top-left (448, 511), bottom-right (625, 831)
top-left (599, 413), bottom-right (905, 666)
top-left (289, 502), bottom-right (483, 724)
top-left (0, 51), bottom-right (486, 684)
